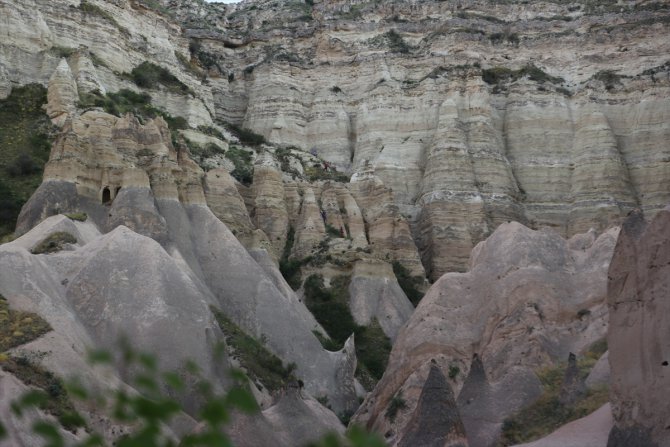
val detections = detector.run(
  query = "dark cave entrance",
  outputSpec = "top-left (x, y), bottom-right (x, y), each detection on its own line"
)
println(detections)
top-left (102, 187), bottom-right (111, 204)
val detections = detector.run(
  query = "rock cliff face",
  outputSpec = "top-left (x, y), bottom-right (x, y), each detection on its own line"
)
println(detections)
top-left (607, 207), bottom-right (670, 447)
top-left (1, 0), bottom-right (669, 279)
top-left (1, 0), bottom-right (669, 444)
top-left (353, 222), bottom-right (618, 446)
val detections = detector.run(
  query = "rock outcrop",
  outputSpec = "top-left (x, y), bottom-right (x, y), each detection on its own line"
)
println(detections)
top-left (607, 207), bottom-right (670, 447)
top-left (399, 365), bottom-right (469, 447)
top-left (353, 222), bottom-right (618, 446)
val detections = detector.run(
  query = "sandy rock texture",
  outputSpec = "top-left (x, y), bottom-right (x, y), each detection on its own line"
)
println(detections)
top-left (606, 207), bottom-right (670, 447)
top-left (352, 222), bottom-right (618, 446)
top-left (2, 0), bottom-right (668, 280)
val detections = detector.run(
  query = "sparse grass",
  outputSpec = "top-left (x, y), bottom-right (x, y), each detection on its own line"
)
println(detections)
top-left (392, 261), bottom-right (424, 307)
top-left (79, 1), bottom-right (130, 36)
top-left (211, 307), bottom-right (296, 392)
top-left (1, 356), bottom-right (84, 432)
top-left (385, 392), bottom-right (407, 423)
top-left (65, 212), bottom-right (88, 222)
top-left (197, 125), bottom-right (226, 141)
top-left (0, 84), bottom-right (53, 237)
top-left (304, 163), bottom-right (349, 183)
top-left (0, 295), bottom-right (52, 352)
top-left (78, 89), bottom-right (189, 131)
top-left (30, 232), bottom-right (77, 254)
top-left (225, 146), bottom-right (254, 185)
top-left (499, 340), bottom-right (610, 445)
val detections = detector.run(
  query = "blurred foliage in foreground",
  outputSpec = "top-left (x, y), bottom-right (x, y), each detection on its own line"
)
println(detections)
top-left (0, 340), bottom-right (386, 447)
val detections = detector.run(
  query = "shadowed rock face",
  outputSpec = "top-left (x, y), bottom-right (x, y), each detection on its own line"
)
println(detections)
top-left (399, 365), bottom-right (469, 447)
top-left (559, 353), bottom-right (587, 406)
top-left (607, 207), bottom-right (670, 447)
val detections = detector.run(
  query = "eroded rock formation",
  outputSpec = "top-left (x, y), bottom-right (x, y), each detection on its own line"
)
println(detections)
top-left (607, 207), bottom-right (670, 447)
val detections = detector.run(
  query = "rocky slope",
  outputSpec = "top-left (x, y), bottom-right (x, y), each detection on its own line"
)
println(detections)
top-left (352, 222), bottom-right (618, 446)
top-left (606, 207), bottom-right (670, 447)
top-left (1, 0), bottom-right (669, 445)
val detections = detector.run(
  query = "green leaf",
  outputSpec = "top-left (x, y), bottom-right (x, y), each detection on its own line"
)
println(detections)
top-left (225, 387), bottom-right (259, 414)
top-left (87, 349), bottom-right (113, 365)
top-left (0, 420), bottom-right (6, 439)
top-left (162, 371), bottom-right (185, 391)
top-left (346, 426), bottom-right (387, 447)
top-left (199, 397), bottom-right (229, 426)
top-left (32, 420), bottom-right (64, 447)
top-left (76, 433), bottom-right (105, 447)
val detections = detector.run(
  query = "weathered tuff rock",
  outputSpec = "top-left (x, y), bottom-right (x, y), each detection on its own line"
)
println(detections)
top-left (4, 0), bottom-right (668, 278)
top-left (14, 101), bottom-right (358, 414)
top-left (348, 259), bottom-right (414, 341)
top-left (0, 214), bottom-right (352, 446)
top-left (353, 222), bottom-right (618, 446)
top-left (607, 207), bottom-right (670, 447)
top-left (399, 365), bottom-right (469, 447)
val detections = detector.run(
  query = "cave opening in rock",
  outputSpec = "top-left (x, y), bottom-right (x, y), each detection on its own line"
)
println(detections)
top-left (102, 187), bottom-right (111, 204)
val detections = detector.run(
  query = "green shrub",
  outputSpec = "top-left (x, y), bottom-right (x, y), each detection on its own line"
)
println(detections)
top-left (226, 147), bottom-right (254, 185)
top-left (304, 275), bottom-right (392, 385)
top-left (355, 320), bottom-right (391, 381)
top-left (211, 307), bottom-right (296, 392)
top-left (198, 125), bottom-right (226, 140)
top-left (0, 84), bottom-right (53, 237)
top-left (78, 89), bottom-right (189, 131)
top-left (128, 61), bottom-right (192, 95)
top-left (6, 153), bottom-right (41, 177)
top-left (392, 261), bottom-right (424, 306)
top-left (375, 30), bottom-right (411, 54)
top-left (30, 232), bottom-right (77, 254)
top-left (448, 364), bottom-right (460, 379)
top-left (593, 70), bottom-right (623, 90)
top-left (279, 227), bottom-right (306, 290)
top-left (223, 122), bottom-right (267, 146)
top-left (385, 393), bottom-right (407, 423)
top-left (482, 64), bottom-right (564, 86)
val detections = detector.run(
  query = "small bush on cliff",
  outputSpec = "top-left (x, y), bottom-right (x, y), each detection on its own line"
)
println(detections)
top-left (222, 122), bottom-right (268, 146)
top-left (385, 392), bottom-right (407, 423)
top-left (78, 89), bottom-right (189, 131)
top-left (128, 61), bottom-right (192, 95)
top-left (226, 146), bottom-right (254, 185)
